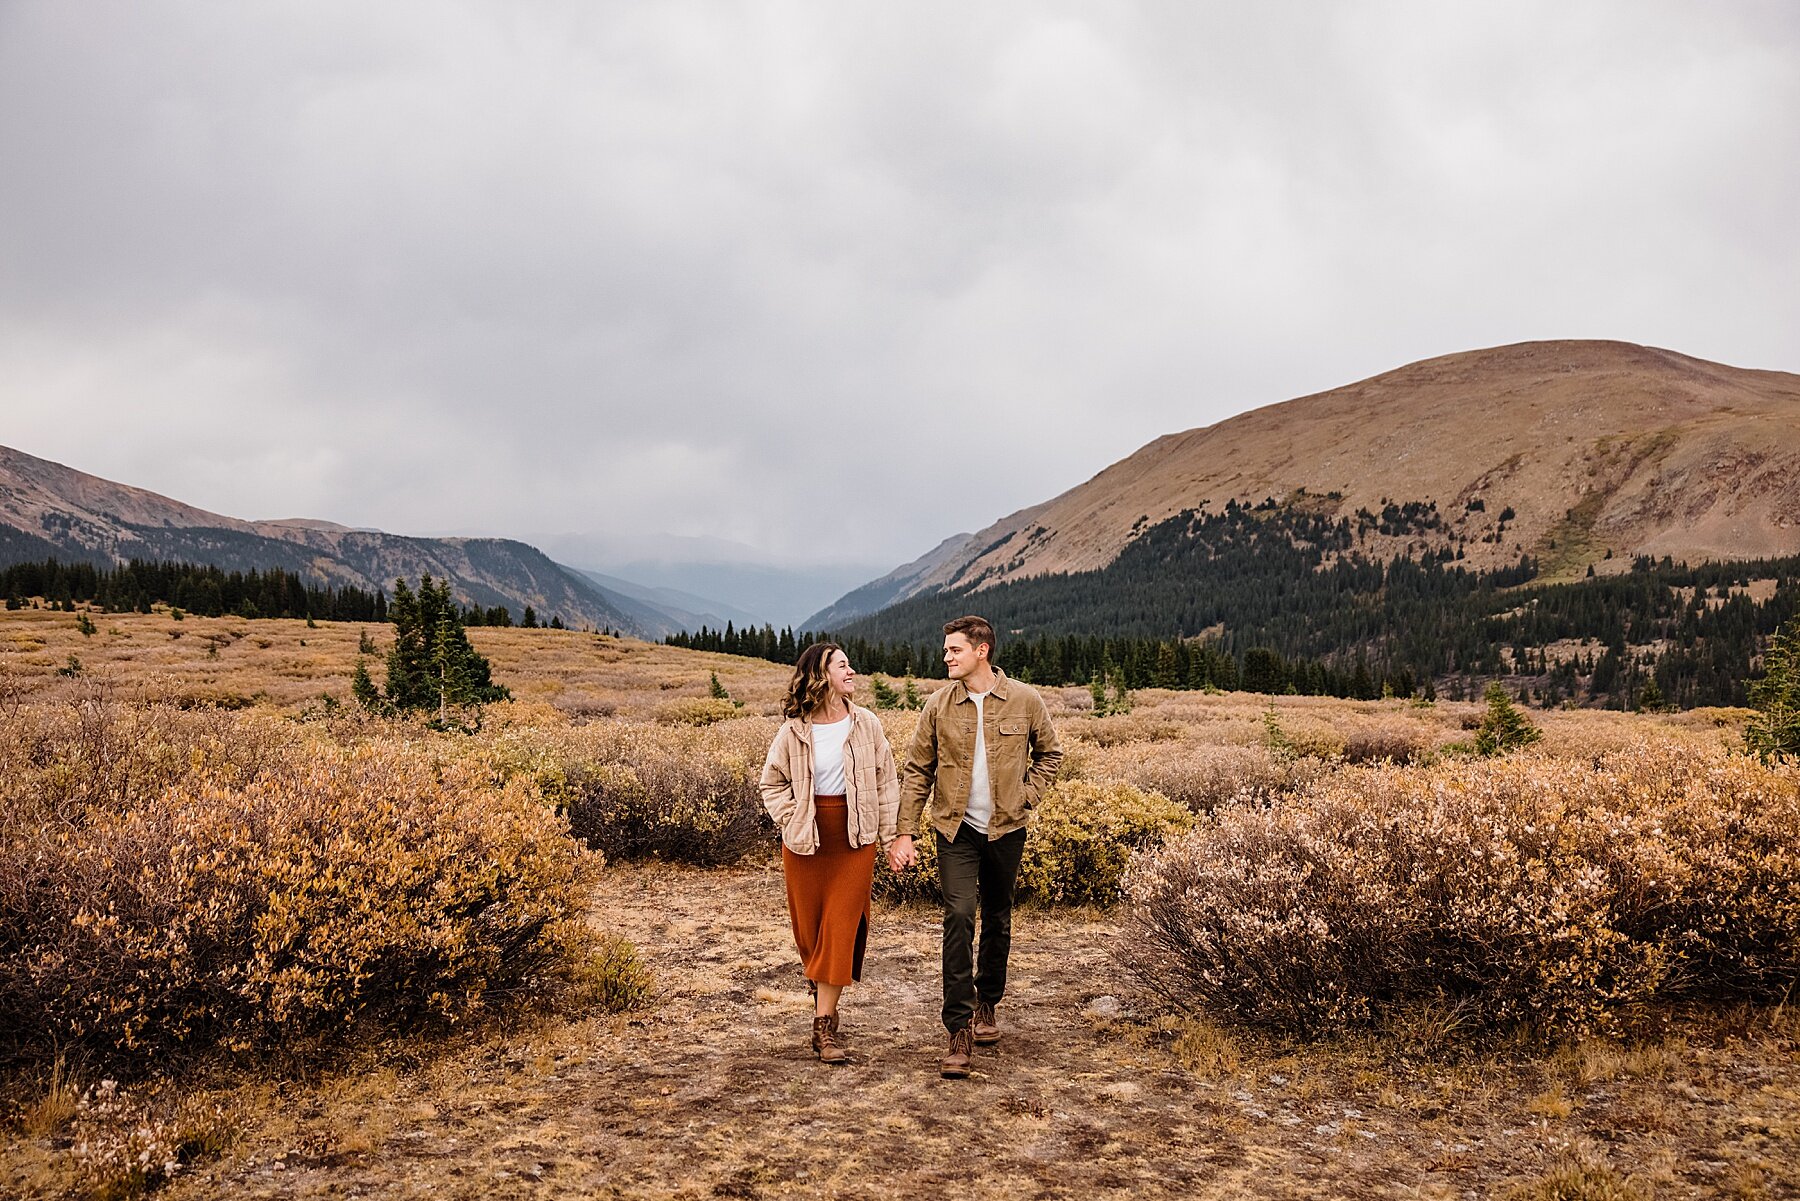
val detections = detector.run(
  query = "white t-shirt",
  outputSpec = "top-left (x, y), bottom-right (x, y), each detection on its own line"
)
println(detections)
top-left (811, 715), bottom-right (850, 796)
top-left (964, 690), bottom-right (993, 833)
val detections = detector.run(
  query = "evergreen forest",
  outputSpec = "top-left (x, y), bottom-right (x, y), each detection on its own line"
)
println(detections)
top-left (669, 502), bottom-right (1800, 711)
top-left (0, 557), bottom-right (548, 628)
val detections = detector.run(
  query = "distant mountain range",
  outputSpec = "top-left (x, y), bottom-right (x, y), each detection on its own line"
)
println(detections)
top-left (0, 444), bottom-right (735, 638)
top-left (810, 340), bottom-right (1800, 631)
top-left (574, 569), bottom-right (765, 636)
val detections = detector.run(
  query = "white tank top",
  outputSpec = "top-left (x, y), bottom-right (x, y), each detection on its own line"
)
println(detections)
top-left (811, 715), bottom-right (850, 795)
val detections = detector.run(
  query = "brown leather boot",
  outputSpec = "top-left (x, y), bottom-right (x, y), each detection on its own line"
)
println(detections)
top-left (813, 1015), bottom-right (847, 1064)
top-left (940, 1026), bottom-right (974, 1078)
top-left (972, 999), bottom-right (1000, 1046)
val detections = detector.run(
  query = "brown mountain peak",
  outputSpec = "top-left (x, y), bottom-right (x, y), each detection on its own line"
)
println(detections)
top-left (881, 340), bottom-right (1800, 606)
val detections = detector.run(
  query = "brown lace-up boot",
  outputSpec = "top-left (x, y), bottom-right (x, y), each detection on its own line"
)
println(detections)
top-left (972, 1000), bottom-right (1000, 1046)
top-left (812, 1014), bottom-right (847, 1064)
top-left (940, 1026), bottom-right (974, 1078)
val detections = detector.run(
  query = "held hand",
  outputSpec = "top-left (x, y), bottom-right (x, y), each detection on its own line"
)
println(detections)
top-left (887, 835), bottom-right (917, 873)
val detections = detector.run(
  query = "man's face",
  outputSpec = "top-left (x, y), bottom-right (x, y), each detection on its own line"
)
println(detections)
top-left (943, 632), bottom-right (986, 680)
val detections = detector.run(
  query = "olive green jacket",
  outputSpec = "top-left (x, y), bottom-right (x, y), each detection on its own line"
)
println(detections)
top-left (898, 668), bottom-right (1063, 842)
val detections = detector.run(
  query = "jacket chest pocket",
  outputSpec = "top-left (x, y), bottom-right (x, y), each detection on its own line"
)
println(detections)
top-left (995, 718), bottom-right (1029, 770)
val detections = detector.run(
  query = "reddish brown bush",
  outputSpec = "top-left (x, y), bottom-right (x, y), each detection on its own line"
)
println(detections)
top-left (1120, 746), bottom-right (1800, 1037)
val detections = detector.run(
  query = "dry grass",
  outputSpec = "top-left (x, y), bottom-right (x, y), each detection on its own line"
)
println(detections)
top-left (0, 865), bottom-right (1784, 1200)
top-left (16, 1058), bottom-right (79, 1141)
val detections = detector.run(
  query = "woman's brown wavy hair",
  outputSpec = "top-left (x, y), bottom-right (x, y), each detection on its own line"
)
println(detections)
top-left (783, 642), bottom-right (845, 720)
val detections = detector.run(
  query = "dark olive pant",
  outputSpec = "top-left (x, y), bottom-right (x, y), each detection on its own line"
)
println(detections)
top-left (938, 822), bottom-right (1027, 1033)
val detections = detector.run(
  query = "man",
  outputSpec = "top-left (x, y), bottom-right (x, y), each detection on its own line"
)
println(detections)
top-left (888, 615), bottom-right (1063, 1079)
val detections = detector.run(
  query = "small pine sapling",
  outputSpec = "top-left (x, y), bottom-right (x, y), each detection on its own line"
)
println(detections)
top-left (1474, 682), bottom-right (1543, 756)
top-left (1747, 610), bottom-right (1800, 763)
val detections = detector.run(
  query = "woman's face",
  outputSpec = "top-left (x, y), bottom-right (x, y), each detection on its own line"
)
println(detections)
top-left (825, 650), bottom-right (856, 699)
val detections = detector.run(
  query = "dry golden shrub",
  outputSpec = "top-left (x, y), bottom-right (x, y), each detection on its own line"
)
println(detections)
top-left (1121, 744), bottom-right (1333, 812)
top-left (1075, 713), bottom-right (1187, 747)
top-left (1019, 780), bottom-right (1194, 905)
top-left (655, 697), bottom-right (742, 727)
top-left (1332, 713), bottom-right (1441, 764)
top-left (873, 779), bottom-right (1192, 907)
top-left (0, 703), bottom-right (595, 1064)
top-left (475, 716), bottom-right (777, 865)
top-left (1121, 744), bottom-right (1800, 1037)
top-left (0, 692), bottom-right (302, 824)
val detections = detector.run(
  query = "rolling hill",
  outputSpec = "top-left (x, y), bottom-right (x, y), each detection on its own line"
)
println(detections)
top-left (812, 340), bottom-right (1800, 628)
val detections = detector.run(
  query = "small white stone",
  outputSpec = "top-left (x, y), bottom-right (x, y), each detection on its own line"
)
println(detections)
top-left (1083, 995), bottom-right (1123, 1020)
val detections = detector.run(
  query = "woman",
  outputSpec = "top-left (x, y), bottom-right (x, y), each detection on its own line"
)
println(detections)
top-left (759, 642), bottom-right (899, 1063)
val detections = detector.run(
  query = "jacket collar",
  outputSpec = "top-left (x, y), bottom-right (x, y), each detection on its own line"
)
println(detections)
top-left (786, 705), bottom-right (860, 742)
top-left (949, 667), bottom-right (1011, 705)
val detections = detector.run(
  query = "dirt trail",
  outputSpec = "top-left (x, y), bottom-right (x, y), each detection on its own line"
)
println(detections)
top-left (128, 863), bottom-right (1799, 1199)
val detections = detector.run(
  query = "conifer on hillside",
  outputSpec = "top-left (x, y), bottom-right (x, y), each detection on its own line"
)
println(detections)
top-left (1747, 610), bottom-right (1800, 763)
top-left (352, 575), bottom-right (508, 724)
top-left (1474, 682), bottom-right (1543, 756)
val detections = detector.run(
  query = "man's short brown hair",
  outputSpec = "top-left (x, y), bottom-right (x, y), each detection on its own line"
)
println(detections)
top-left (943, 615), bottom-right (995, 656)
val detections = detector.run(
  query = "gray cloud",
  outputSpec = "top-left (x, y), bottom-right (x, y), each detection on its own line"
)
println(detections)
top-left (2, 1), bottom-right (1796, 578)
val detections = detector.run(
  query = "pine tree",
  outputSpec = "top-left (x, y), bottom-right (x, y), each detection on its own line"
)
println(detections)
top-left (903, 677), bottom-right (922, 710)
top-left (1262, 700), bottom-right (1295, 760)
top-left (1747, 610), bottom-right (1800, 763)
top-left (870, 676), bottom-right (900, 709)
top-left (1474, 682), bottom-right (1543, 756)
top-left (1153, 642), bottom-right (1178, 689)
top-left (382, 578), bottom-right (430, 711)
top-left (1089, 672), bottom-right (1110, 717)
top-left (522, 606), bottom-right (539, 629)
top-left (350, 658), bottom-right (384, 712)
top-left (1635, 676), bottom-right (1668, 713)
top-left (353, 575), bottom-right (509, 722)
top-left (1108, 666), bottom-right (1133, 714)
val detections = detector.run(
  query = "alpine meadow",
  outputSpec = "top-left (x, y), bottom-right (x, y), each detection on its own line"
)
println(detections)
top-left (6, 6), bottom-right (1800, 1198)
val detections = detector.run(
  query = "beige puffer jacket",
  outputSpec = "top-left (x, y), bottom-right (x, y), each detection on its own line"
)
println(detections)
top-left (759, 706), bottom-right (900, 855)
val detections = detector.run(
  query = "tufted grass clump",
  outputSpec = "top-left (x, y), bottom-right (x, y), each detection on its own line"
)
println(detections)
top-left (1120, 745), bottom-right (1800, 1038)
top-left (569, 934), bottom-right (655, 1013)
top-left (874, 779), bottom-right (1192, 907)
top-left (0, 702), bottom-right (596, 1067)
top-left (68, 1079), bottom-right (237, 1200)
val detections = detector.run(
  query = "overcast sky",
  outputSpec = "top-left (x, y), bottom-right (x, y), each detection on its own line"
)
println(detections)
top-left (3, 2), bottom-right (1797, 579)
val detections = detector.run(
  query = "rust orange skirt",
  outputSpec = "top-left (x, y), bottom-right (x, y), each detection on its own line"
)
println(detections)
top-left (782, 795), bottom-right (876, 987)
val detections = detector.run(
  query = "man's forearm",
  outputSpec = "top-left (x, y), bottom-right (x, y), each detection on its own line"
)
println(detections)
top-left (897, 780), bottom-right (930, 836)
top-left (897, 705), bottom-right (937, 836)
